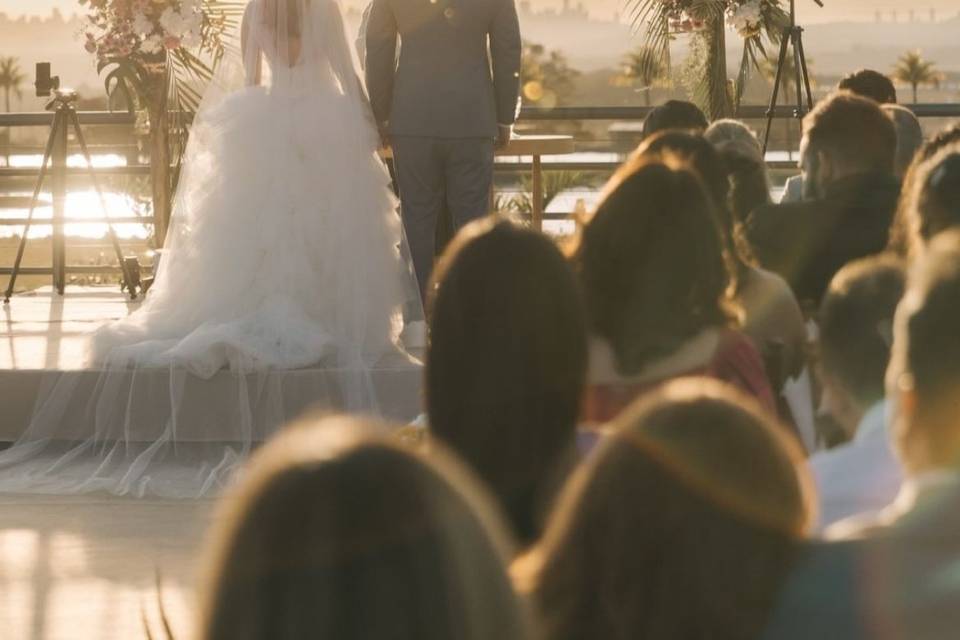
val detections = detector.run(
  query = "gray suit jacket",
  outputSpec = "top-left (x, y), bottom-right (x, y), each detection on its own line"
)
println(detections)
top-left (365, 0), bottom-right (522, 138)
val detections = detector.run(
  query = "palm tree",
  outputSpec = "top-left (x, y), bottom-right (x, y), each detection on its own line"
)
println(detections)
top-left (0, 56), bottom-right (25, 112)
top-left (624, 0), bottom-right (788, 120)
top-left (892, 50), bottom-right (941, 104)
top-left (621, 45), bottom-right (668, 106)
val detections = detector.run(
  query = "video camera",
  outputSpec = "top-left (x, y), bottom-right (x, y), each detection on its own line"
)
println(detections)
top-left (35, 63), bottom-right (78, 107)
top-left (35, 62), bottom-right (60, 97)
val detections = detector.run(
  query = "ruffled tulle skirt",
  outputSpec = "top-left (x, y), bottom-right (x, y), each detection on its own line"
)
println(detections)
top-left (0, 85), bottom-right (423, 497)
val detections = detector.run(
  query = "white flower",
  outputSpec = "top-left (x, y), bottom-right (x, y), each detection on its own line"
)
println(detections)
top-left (726, 0), bottom-right (763, 36)
top-left (131, 11), bottom-right (154, 36)
top-left (180, 0), bottom-right (201, 14)
top-left (159, 7), bottom-right (187, 36)
top-left (140, 34), bottom-right (164, 54)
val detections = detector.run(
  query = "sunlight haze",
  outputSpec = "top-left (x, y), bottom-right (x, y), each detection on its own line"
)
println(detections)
top-left (4, 0), bottom-right (960, 23)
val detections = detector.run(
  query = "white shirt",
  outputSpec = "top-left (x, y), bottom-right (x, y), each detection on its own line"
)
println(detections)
top-left (810, 402), bottom-right (904, 533)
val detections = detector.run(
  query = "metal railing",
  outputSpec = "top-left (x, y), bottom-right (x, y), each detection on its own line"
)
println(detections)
top-left (2, 102), bottom-right (959, 229)
top-left (3, 103), bottom-right (959, 177)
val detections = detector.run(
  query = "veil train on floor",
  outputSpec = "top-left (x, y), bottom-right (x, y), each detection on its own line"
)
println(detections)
top-left (0, 0), bottom-right (424, 497)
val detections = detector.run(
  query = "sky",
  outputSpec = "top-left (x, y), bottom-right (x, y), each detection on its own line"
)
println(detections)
top-left (3, 0), bottom-right (960, 23)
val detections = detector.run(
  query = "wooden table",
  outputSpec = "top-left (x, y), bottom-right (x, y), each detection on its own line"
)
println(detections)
top-left (498, 135), bottom-right (576, 230)
top-left (381, 134), bottom-right (576, 231)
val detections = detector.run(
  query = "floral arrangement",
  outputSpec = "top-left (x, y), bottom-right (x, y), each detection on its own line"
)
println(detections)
top-left (77, 0), bottom-right (243, 248)
top-left (661, 0), bottom-right (781, 39)
top-left (80, 0), bottom-right (229, 68)
top-left (661, 0), bottom-right (706, 32)
top-left (631, 0), bottom-right (789, 118)
top-left (725, 0), bottom-right (778, 38)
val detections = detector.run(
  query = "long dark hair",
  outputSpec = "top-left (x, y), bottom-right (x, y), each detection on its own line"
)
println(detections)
top-left (634, 130), bottom-right (759, 277)
top-left (427, 218), bottom-right (588, 546)
top-left (518, 379), bottom-right (813, 640)
top-left (198, 416), bottom-right (530, 640)
top-left (576, 157), bottom-right (736, 377)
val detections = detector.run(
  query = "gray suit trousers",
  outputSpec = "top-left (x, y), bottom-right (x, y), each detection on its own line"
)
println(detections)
top-left (391, 136), bottom-right (494, 297)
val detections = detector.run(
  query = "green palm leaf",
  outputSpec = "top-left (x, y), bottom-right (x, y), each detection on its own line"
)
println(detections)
top-left (626, 0), bottom-right (788, 118)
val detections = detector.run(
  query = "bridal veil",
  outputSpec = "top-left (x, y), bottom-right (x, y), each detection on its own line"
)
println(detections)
top-left (0, 0), bottom-right (424, 497)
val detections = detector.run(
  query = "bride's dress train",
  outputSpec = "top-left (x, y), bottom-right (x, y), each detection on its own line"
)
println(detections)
top-left (0, 0), bottom-right (422, 497)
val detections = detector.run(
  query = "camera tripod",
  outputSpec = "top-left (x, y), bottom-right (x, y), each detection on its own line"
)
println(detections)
top-left (3, 90), bottom-right (138, 303)
top-left (761, 0), bottom-right (822, 154)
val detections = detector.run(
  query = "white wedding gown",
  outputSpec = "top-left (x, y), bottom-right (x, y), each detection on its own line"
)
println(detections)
top-left (0, 0), bottom-right (422, 497)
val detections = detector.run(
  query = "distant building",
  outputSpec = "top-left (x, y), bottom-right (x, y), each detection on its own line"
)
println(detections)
top-left (519, 0), bottom-right (590, 22)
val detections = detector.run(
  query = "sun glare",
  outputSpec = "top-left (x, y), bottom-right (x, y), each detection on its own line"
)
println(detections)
top-left (1, 154), bottom-right (151, 240)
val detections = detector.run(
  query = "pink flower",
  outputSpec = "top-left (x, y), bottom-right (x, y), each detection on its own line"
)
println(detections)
top-left (85, 39), bottom-right (98, 53)
top-left (164, 35), bottom-right (181, 50)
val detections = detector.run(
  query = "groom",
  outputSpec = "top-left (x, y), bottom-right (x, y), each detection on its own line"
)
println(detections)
top-left (365, 0), bottom-right (522, 298)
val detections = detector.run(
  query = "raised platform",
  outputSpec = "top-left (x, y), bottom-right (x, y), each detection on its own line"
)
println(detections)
top-left (0, 287), bottom-right (424, 441)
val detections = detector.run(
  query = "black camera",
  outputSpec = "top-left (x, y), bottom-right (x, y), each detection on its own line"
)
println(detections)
top-left (35, 62), bottom-right (61, 97)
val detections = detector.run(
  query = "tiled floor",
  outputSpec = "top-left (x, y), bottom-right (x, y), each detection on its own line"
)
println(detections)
top-left (0, 494), bottom-right (217, 640)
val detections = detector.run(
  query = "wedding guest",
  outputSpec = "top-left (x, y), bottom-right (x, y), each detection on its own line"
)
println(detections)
top-left (838, 68), bottom-right (898, 104)
top-left (705, 119), bottom-right (774, 221)
top-left (810, 256), bottom-right (906, 531)
top-left (746, 92), bottom-right (899, 307)
top-left (516, 379), bottom-right (813, 640)
top-left (427, 218), bottom-right (588, 545)
top-left (840, 230), bottom-right (960, 535)
top-left (577, 157), bottom-right (776, 423)
top-left (781, 70), bottom-right (898, 204)
top-left (763, 231), bottom-right (960, 640)
top-left (635, 132), bottom-right (806, 385)
top-left (888, 122), bottom-right (960, 256)
top-left (706, 118), bottom-right (764, 158)
top-left (642, 99), bottom-right (709, 139)
top-left (198, 415), bottom-right (530, 640)
top-left (882, 105), bottom-right (924, 179)
top-left (901, 143), bottom-right (960, 254)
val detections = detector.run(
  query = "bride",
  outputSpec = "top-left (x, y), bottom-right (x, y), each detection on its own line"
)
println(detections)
top-left (0, 0), bottom-right (422, 497)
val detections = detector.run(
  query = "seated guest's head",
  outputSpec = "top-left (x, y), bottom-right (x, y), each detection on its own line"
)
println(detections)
top-left (427, 218), bottom-right (587, 545)
top-left (517, 378), bottom-right (813, 639)
top-left (888, 231), bottom-right (960, 474)
top-left (818, 256), bottom-right (906, 438)
top-left (577, 157), bottom-right (734, 377)
top-left (705, 118), bottom-right (765, 163)
top-left (634, 131), bottom-right (732, 223)
top-left (705, 120), bottom-right (774, 223)
top-left (643, 99), bottom-right (709, 139)
top-left (799, 92), bottom-right (897, 200)
top-left (634, 130), bottom-right (760, 267)
top-left (198, 416), bottom-right (529, 640)
top-left (903, 144), bottom-right (960, 249)
top-left (838, 69), bottom-right (898, 104)
top-left (889, 122), bottom-right (960, 256)
top-left (882, 105), bottom-right (925, 179)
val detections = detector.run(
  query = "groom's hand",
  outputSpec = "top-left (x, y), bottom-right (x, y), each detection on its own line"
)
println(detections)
top-left (496, 124), bottom-right (513, 151)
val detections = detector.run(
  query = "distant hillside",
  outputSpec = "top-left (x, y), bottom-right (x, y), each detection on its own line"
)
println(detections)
top-left (1, 8), bottom-right (957, 113)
